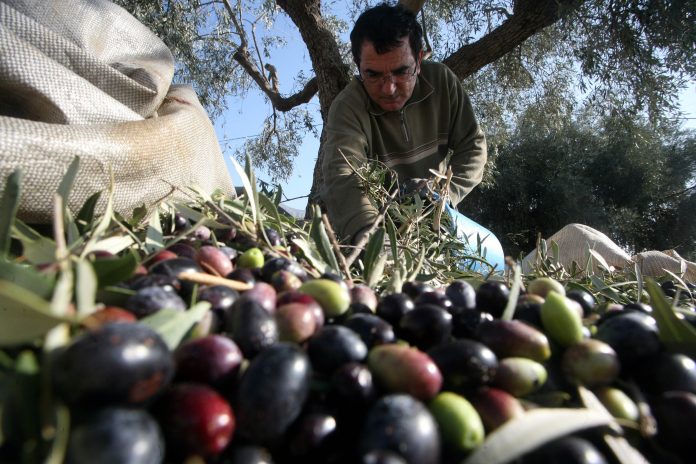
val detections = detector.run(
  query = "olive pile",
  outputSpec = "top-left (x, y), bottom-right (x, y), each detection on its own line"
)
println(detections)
top-left (2, 214), bottom-right (695, 464)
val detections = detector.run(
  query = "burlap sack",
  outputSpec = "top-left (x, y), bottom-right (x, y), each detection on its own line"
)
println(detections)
top-left (633, 250), bottom-right (696, 284)
top-left (0, 0), bottom-right (235, 223)
top-left (522, 223), bottom-right (696, 284)
top-left (521, 223), bottom-right (632, 273)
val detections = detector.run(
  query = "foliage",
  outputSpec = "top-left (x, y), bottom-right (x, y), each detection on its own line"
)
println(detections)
top-left (463, 111), bottom-right (696, 260)
top-left (112, 0), bottom-right (696, 185)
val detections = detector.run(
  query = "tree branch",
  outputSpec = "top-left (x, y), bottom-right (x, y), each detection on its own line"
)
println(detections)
top-left (444, 0), bottom-right (582, 78)
top-left (232, 48), bottom-right (318, 111)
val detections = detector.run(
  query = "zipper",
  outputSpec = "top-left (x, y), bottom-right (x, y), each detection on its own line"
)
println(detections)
top-left (400, 109), bottom-right (410, 143)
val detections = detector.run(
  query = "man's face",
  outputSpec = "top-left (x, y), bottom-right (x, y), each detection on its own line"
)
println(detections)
top-left (358, 37), bottom-right (422, 112)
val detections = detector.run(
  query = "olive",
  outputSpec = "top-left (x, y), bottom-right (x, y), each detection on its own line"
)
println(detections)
top-left (594, 311), bottom-right (661, 370)
top-left (476, 281), bottom-right (510, 318)
top-left (307, 326), bottom-right (368, 375)
top-left (402, 280), bottom-right (435, 300)
top-left (52, 323), bottom-right (173, 408)
top-left (445, 280), bottom-right (477, 311)
top-left (124, 286), bottom-right (186, 318)
top-left (66, 408), bottom-right (163, 464)
top-left (399, 304), bottom-right (452, 351)
top-left (342, 313), bottom-right (396, 349)
top-left (155, 383), bottom-right (235, 458)
top-left (521, 436), bottom-right (608, 463)
top-left (174, 334), bottom-right (243, 390)
top-left (377, 293), bottom-right (415, 327)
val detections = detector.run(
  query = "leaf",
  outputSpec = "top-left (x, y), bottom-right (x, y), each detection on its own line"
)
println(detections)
top-left (366, 253), bottom-right (387, 289)
top-left (464, 408), bottom-right (614, 464)
top-left (0, 280), bottom-right (71, 346)
top-left (590, 275), bottom-right (623, 303)
top-left (75, 191), bottom-right (101, 232)
top-left (577, 386), bottom-right (650, 464)
top-left (0, 260), bottom-right (54, 299)
top-left (80, 169), bottom-right (115, 257)
top-left (258, 193), bottom-right (287, 247)
top-left (385, 215), bottom-right (399, 262)
top-left (12, 220), bottom-right (56, 264)
top-left (129, 204), bottom-right (148, 227)
top-left (230, 157), bottom-right (257, 224)
top-left (50, 269), bottom-right (73, 317)
top-left (0, 169), bottom-right (22, 258)
top-left (635, 262), bottom-right (644, 303)
top-left (139, 302), bottom-right (211, 350)
top-left (84, 235), bottom-right (136, 256)
top-left (91, 250), bottom-right (140, 288)
top-left (310, 205), bottom-right (340, 274)
top-left (144, 208), bottom-right (165, 254)
top-left (550, 240), bottom-right (560, 264)
top-left (501, 263), bottom-right (522, 321)
top-left (645, 279), bottom-right (696, 358)
top-left (290, 237), bottom-right (327, 274)
top-left (75, 259), bottom-right (97, 317)
top-left (56, 156), bottom-right (80, 205)
top-left (363, 227), bottom-right (385, 280)
top-left (588, 249), bottom-right (611, 272)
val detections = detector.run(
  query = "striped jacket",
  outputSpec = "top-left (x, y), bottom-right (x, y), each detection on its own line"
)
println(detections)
top-left (321, 60), bottom-right (487, 242)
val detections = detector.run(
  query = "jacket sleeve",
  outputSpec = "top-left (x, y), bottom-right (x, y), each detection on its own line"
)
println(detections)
top-left (445, 71), bottom-right (487, 207)
top-left (321, 97), bottom-right (379, 242)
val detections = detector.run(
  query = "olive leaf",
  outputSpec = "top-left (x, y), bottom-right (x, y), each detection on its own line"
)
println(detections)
top-left (0, 280), bottom-right (72, 346)
top-left (258, 193), bottom-right (287, 248)
top-left (90, 250), bottom-right (140, 288)
top-left (290, 236), bottom-right (327, 274)
top-left (139, 302), bottom-right (211, 350)
top-left (310, 205), bottom-right (340, 274)
top-left (229, 155), bottom-right (260, 226)
top-left (12, 220), bottom-right (56, 264)
top-left (0, 169), bottom-right (22, 259)
top-left (75, 191), bottom-right (101, 234)
top-left (363, 227), bottom-right (385, 281)
top-left (75, 259), bottom-right (97, 317)
top-left (144, 208), bottom-right (165, 254)
top-left (0, 260), bottom-right (54, 299)
top-left (577, 386), bottom-right (650, 464)
top-left (501, 263), bottom-right (522, 321)
top-left (645, 279), bottom-right (696, 358)
top-left (463, 408), bottom-right (614, 464)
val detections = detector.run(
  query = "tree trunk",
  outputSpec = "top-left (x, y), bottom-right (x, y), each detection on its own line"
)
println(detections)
top-left (275, 0), bottom-right (352, 217)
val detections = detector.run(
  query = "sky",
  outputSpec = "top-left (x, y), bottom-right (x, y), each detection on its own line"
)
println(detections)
top-left (214, 12), bottom-right (696, 214)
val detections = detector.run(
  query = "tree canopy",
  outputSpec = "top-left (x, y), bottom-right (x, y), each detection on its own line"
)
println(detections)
top-left (114, 0), bottom-right (696, 252)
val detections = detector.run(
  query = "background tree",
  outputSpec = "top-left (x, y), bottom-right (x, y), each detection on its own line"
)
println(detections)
top-left (114, 0), bottom-right (696, 245)
top-left (463, 111), bottom-right (696, 260)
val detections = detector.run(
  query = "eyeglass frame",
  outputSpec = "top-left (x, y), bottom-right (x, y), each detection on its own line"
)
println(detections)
top-left (357, 63), bottom-right (419, 86)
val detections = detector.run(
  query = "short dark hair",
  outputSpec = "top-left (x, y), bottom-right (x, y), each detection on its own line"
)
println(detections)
top-left (350, 2), bottom-right (423, 66)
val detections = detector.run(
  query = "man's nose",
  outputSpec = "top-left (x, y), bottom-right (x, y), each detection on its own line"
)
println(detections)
top-left (380, 78), bottom-right (397, 94)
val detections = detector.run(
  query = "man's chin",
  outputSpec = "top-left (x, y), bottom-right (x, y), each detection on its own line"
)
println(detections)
top-left (378, 99), bottom-right (405, 112)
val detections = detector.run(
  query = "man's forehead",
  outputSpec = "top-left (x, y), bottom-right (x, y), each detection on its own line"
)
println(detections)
top-left (359, 39), bottom-right (414, 68)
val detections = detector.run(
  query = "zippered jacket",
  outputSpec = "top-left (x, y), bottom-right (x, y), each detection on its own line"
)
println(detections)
top-left (321, 60), bottom-right (487, 241)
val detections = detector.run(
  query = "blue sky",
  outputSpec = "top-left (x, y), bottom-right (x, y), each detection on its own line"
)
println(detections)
top-left (214, 15), bottom-right (696, 213)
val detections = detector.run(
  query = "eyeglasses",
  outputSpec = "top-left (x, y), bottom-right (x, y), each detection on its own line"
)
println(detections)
top-left (358, 65), bottom-right (418, 85)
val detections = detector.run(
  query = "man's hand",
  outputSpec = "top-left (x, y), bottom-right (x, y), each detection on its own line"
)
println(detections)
top-left (400, 177), bottom-right (433, 198)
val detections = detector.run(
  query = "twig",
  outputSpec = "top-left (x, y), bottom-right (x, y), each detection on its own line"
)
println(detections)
top-left (321, 214), bottom-right (352, 284)
top-left (178, 271), bottom-right (253, 291)
top-left (344, 188), bottom-right (400, 269)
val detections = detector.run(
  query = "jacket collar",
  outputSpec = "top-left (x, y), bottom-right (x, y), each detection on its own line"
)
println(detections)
top-left (359, 71), bottom-right (435, 116)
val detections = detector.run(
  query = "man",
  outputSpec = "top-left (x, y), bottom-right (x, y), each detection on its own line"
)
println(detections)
top-left (321, 2), bottom-right (487, 244)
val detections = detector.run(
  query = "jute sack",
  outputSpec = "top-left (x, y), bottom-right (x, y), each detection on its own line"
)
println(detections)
top-left (0, 0), bottom-right (235, 223)
top-left (522, 223), bottom-right (696, 284)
